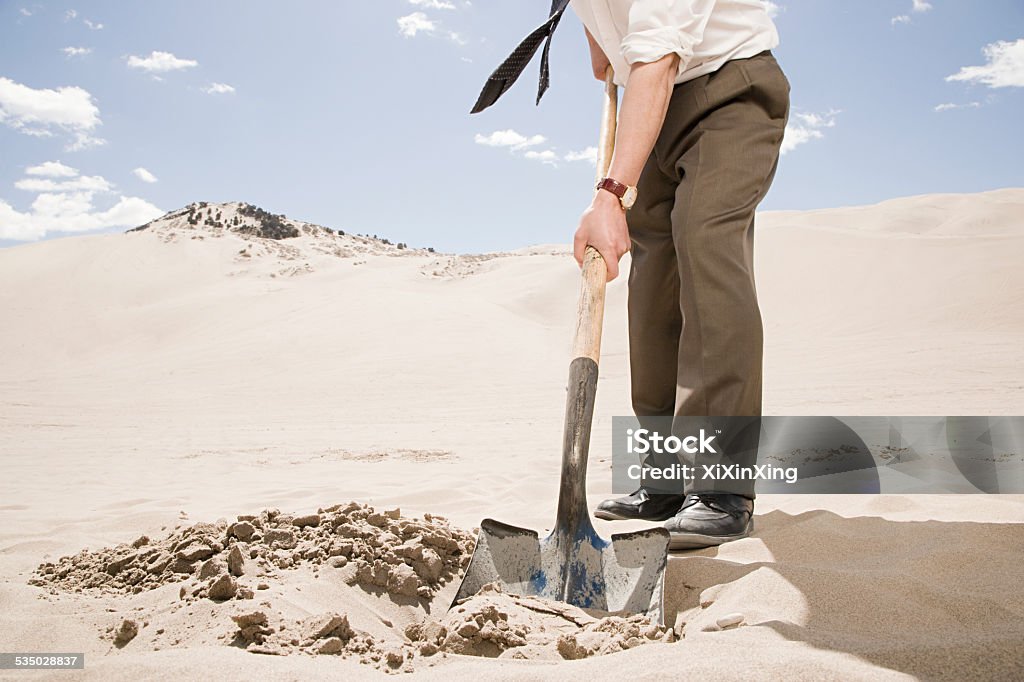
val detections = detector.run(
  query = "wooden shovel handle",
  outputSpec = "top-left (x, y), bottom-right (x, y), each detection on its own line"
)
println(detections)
top-left (594, 67), bottom-right (618, 185)
top-left (571, 68), bottom-right (618, 363)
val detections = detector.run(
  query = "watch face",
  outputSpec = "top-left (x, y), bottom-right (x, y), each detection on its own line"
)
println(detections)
top-left (622, 186), bottom-right (638, 209)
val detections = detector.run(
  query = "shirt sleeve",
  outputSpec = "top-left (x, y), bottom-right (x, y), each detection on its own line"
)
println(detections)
top-left (620, 0), bottom-right (718, 73)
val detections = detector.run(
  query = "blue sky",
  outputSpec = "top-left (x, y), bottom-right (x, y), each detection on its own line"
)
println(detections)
top-left (1, 1), bottom-right (1022, 251)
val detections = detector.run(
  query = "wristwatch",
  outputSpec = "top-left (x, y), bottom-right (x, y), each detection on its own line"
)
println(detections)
top-left (596, 177), bottom-right (638, 210)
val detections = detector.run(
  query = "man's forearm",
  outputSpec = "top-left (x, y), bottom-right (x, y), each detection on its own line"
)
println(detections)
top-left (606, 54), bottom-right (680, 186)
top-left (573, 51), bottom-right (680, 280)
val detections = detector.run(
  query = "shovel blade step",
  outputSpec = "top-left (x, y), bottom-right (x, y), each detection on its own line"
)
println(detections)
top-left (454, 518), bottom-right (670, 624)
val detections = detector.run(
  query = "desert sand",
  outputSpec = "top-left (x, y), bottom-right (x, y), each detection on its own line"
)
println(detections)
top-left (1, 190), bottom-right (1023, 680)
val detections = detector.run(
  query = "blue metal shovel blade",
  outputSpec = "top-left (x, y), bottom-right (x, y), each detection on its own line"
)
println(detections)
top-left (453, 517), bottom-right (670, 623)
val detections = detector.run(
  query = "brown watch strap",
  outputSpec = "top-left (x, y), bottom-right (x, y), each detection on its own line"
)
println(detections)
top-left (596, 177), bottom-right (628, 199)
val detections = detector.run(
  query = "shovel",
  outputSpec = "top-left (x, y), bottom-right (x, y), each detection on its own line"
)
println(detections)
top-left (453, 69), bottom-right (670, 623)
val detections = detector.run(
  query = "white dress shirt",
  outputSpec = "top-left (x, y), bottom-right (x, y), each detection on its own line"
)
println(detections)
top-left (569, 0), bottom-right (779, 87)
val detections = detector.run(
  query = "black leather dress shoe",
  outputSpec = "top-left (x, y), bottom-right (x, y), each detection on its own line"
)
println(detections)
top-left (664, 493), bottom-right (754, 550)
top-left (594, 488), bottom-right (686, 522)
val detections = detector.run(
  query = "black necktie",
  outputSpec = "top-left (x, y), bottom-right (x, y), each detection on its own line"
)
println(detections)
top-left (470, 0), bottom-right (571, 114)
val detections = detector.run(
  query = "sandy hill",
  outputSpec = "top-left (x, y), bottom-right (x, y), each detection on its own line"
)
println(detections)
top-left (0, 189), bottom-right (1022, 679)
top-left (760, 187), bottom-right (1024, 237)
top-left (130, 200), bottom-right (431, 262)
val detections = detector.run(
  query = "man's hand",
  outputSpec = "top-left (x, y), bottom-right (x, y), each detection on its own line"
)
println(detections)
top-left (585, 28), bottom-right (611, 81)
top-left (574, 190), bottom-right (631, 281)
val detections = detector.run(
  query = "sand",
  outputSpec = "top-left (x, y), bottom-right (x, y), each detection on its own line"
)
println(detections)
top-left (1, 189), bottom-right (1023, 679)
top-left (21, 501), bottom-right (673, 674)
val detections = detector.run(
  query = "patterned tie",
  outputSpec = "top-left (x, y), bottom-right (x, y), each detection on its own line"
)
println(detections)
top-left (470, 0), bottom-right (572, 114)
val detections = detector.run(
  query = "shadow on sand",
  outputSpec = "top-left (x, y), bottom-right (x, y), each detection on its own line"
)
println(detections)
top-left (663, 509), bottom-right (1024, 679)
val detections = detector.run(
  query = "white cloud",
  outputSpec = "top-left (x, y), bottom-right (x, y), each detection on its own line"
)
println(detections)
top-left (474, 129), bottom-right (546, 150)
top-left (781, 126), bottom-right (823, 154)
top-left (64, 9), bottom-right (78, 20)
top-left (93, 197), bottom-right (160, 227)
top-left (133, 167), bottom-right (158, 183)
top-left (477, 130), bottom-right (573, 166)
top-left (477, 131), bottom-right (599, 168)
top-left (399, 6), bottom-right (469, 45)
top-left (409, 0), bottom-right (455, 9)
top-left (26, 161), bottom-right (78, 178)
top-left (0, 194), bottom-right (163, 241)
top-left (202, 82), bottom-right (236, 95)
top-left (524, 149), bottom-right (558, 166)
top-left (763, 1), bottom-right (782, 19)
top-left (66, 132), bottom-right (105, 151)
top-left (934, 101), bottom-right (981, 112)
top-left (397, 12), bottom-right (435, 37)
top-left (564, 146), bottom-right (598, 164)
top-left (892, 0), bottom-right (932, 26)
top-left (126, 51), bottom-right (198, 73)
top-left (63, 46), bottom-right (92, 57)
top-left (792, 112), bottom-right (837, 128)
top-left (781, 109), bottom-right (839, 155)
top-left (19, 8), bottom-right (32, 17)
top-left (84, 19), bottom-right (103, 30)
top-left (0, 77), bottom-right (104, 151)
top-left (0, 165), bottom-right (162, 241)
top-left (16, 175), bottom-right (112, 193)
top-left (946, 39), bottom-right (1024, 89)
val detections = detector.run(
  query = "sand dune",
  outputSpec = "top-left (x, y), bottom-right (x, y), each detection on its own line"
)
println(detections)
top-left (1, 190), bottom-right (1023, 679)
top-left (761, 188), bottom-right (1024, 237)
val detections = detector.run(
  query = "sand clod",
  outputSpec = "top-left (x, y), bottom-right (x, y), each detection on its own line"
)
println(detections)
top-left (113, 618), bottom-right (139, 647)
top-left (304, 613), bottom-right (354, 641)
top-left (292, 514), bottom-right (320, 528)
top-left (207, 574), bottom-right (238, 601)
top-left (228, 521), bottom-right (256, 542)
top-left (231, 611), bottom-right (271, 645)
top-left (226, 545), bottom-right (246, 576)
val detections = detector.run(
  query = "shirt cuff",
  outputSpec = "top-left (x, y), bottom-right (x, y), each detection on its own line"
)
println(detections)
top-left (620, 27), bottom-right (695, 71)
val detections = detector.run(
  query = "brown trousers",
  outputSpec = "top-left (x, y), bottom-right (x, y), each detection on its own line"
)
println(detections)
top-left (626, 51), bottom-right (790, 496)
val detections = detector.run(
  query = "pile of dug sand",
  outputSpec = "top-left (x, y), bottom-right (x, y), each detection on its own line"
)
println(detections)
top-left (31, 502), bottom-right (471, 601)
top-left (30, 503), bottom-right (677, 673)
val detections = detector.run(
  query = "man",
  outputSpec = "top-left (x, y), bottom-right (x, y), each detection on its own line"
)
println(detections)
top-left (571, 0), bottom-right (789, 548)
top-left (472, 1), bottom-right (789, 549)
